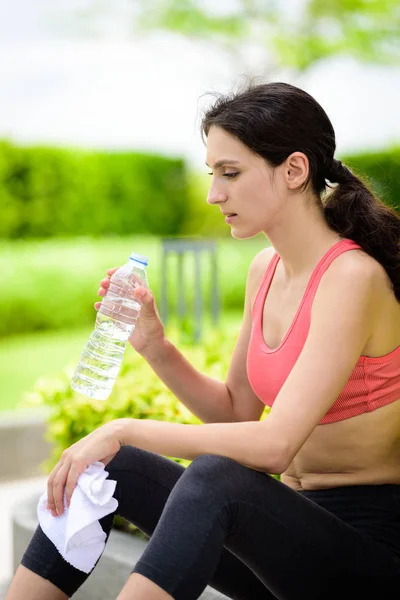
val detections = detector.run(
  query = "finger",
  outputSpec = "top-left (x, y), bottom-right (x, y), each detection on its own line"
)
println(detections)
top-left (133, 287), bottom-right (143, 301)
top-left (94, 301), bottom-right (101, 311)
top-left (106, 267), bottom-right (119, 276)
top-left (47, 460), bottom-right (65, 514)
top-left (65, 459), bottom-right (86, 508)
top-left (100, 277), bottom-right (111, 288)
top-left (51, 461), bottom-right (70, 517)
top-left (97, 287), bottom-right (107, 296)
top-left (133, 287), bottom-right (154, 309)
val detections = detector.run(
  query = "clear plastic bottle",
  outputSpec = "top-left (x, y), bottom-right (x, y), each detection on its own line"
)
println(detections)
top-left (71, 252), bottom-right (149, 400)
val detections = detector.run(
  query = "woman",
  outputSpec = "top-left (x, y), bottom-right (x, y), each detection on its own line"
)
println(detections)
top-left (6, 81), bottom-right (400, 600)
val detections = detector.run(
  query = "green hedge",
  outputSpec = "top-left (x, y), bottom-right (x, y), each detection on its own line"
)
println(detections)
top-left (2, 139), bottom-right (398, 241)
top-left (0, 140), bottom-right (189, 238)
top-left (343, 146), bottom-right (400, 211)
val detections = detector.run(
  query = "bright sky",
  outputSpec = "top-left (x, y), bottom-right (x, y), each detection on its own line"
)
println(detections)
top-left (1, 0), bottom-right (399, 170)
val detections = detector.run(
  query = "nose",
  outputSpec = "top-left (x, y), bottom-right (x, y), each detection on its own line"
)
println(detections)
top-left (206, 181), bottom-right (228, 206)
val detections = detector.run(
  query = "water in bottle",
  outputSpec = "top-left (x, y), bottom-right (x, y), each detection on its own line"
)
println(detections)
top-left (71, 252), bottom-right (149, 400)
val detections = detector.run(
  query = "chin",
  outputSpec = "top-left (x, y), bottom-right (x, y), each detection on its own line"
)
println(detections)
top-left (231, 226), bottom-right (262, 240)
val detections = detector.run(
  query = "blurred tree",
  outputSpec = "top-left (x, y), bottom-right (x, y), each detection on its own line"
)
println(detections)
top-left (67, 0), bottom-right (400, 74)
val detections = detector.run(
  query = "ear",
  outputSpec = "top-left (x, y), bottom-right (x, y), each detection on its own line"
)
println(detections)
top-left (284, 152), bottom-right (309, 189)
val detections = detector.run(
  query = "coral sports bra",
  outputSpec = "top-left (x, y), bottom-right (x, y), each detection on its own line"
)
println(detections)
top-left (247, 239), bottom-right (400, 425)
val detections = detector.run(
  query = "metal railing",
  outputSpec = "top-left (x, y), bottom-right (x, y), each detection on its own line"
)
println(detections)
top-left (160, 238), bottom-right (220, 343)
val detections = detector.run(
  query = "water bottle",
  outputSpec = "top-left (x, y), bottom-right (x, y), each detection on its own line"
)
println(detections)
top-left (71, 252), bottom-right (149, 400)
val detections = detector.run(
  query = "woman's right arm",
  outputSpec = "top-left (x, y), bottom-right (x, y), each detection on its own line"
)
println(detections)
top-left (96, 247), bottom-right (274, 424)
top-left (139, 336), bottom-right (235, 423)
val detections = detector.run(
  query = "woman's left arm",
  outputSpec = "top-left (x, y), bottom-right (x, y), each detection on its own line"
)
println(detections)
top-left (47, 418), bottom-right (281, 518)
top-left (118, 417), bottom-right (282, 472)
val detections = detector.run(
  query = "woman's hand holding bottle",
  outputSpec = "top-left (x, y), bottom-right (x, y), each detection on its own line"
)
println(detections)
top-left (95, 267), bottom-right (166, 357)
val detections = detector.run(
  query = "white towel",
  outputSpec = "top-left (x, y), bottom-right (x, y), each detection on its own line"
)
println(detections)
top-left (37, 461), bottom-right (119, 573)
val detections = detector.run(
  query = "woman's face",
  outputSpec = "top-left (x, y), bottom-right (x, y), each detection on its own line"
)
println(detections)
top-left (205, 125), bottom-right (287, 239)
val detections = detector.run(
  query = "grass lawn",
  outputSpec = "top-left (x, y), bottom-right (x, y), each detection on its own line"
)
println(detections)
top-left (0, 326), bottom-right (92, 412)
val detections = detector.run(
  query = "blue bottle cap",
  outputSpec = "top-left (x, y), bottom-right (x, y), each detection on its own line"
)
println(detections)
top-left (129, 252), bottom-right (149, 266)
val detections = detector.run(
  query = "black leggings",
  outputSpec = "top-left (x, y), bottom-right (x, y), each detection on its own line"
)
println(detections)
top-left (21, 446), bottom-right (400, 600)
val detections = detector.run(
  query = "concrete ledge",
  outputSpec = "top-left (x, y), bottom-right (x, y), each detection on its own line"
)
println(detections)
top-left (0, 408), bottom-right (53, 482)
top-left (13, 494), bottom-right (229, 600)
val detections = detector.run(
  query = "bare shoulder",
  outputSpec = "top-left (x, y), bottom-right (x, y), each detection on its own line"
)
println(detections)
top-left (329, 245), bottom-right (382, 272)
top-left (319, 246), bottom-right (388, 324)
top-left (327, 246), bottom-right (389, 293)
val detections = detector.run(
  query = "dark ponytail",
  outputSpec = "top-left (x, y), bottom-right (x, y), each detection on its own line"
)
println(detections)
top-left (201, 81), bottom-right (400, 301)
top-left (324, 159), bottom-right (400, 300)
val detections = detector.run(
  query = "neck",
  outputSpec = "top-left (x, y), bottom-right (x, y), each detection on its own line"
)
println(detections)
top-left (264, 200), bottom-right (343, 280)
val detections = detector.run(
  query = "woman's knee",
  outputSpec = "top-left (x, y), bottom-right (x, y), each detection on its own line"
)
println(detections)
top-left (188, 454), bottom-right (248, 477)
top-left (180, 454), bottom-right (248, 500)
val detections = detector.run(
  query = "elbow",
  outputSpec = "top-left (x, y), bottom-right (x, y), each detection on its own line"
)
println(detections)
top-left (268, 449), bottom-right (289, 475)
top-left (255, 427), bottom-right (290, 474)
top-left (259, 447), bottom-right (288, 475)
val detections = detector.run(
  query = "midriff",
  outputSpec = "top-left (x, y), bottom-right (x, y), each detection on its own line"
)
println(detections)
top-left (281, 398), bottom-right (400, 490)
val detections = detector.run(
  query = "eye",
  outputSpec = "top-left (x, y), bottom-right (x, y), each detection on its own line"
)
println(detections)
top-left (207, 172), bottom-right (239, 179)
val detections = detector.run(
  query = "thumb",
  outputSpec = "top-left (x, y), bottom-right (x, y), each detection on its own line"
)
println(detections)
top-left (134, 287), bottom-right (155, 311)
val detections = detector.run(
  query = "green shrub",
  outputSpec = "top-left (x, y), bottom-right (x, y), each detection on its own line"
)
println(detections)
top-left (0, 140), bottom-right (189, 239)
top-left (23, 326), bottom-right (244, 468)
top-left (23, 324), bottom-right (272, 537)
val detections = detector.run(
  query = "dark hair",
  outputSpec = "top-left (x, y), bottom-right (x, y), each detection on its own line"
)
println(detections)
top-left (201, 81), bottom-right (400, 301)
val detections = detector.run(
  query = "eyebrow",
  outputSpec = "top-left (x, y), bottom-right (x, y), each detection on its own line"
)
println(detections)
top-left (205, 159), bottom-right (240, 169)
